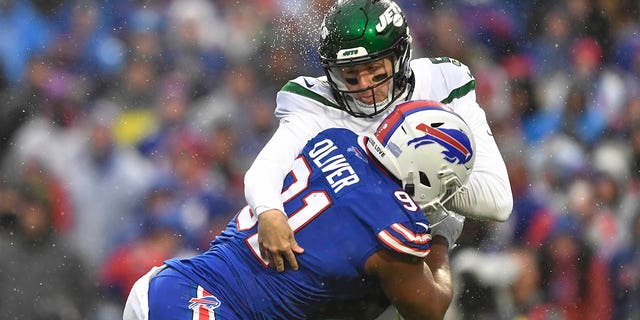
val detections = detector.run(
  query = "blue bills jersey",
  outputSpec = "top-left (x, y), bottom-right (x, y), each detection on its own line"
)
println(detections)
top-left (164, 128), bottom-right (432, 319)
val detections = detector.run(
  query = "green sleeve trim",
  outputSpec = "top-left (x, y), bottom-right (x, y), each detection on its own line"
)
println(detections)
top-left (281, 81), bottom-right (341, 110)
top-left (440, 79), bottom-right (476, 104)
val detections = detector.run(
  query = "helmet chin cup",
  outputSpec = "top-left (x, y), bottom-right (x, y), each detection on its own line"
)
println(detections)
top-left (344, 84), bottom-right (393, 117)
top-left (352, 95), bottom-right (391, 116)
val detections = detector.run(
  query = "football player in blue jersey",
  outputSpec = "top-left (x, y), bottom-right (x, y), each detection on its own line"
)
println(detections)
top-left (244, 0), bottom-right (512, 278)
top-left (124, 100), bottom-right (475, 320)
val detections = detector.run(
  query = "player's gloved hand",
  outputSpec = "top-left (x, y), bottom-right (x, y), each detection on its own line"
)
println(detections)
top-left (258, 209), bottom-right (304, 272)
top-left (430, 211), bottom-right (465, 249)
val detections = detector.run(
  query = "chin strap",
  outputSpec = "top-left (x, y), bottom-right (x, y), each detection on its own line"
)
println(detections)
top-left (403, 171), bottom-right (416, 196)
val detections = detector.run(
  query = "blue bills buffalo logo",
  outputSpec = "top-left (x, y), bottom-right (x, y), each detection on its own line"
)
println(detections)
top-left (410, 123), bottom-right (474, 169)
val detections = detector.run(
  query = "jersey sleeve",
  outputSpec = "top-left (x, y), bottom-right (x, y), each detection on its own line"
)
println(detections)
top-left (244, 113), bottom-right (322, 215)
top-left (348, 185), bottom-right (432, 259)
top-left (376, 221), bottom-right (431, 258)
top-left (245, 76), bottom-right (348, 215)
top-left (443, 63), bottom-right (513, 222)
top-left (274, 76), bottom-right (341, 119)
top-left (244, 77), bottom-right (336, 215)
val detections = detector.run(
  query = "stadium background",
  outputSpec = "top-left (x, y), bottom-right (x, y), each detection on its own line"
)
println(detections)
top-left (0, 0), bottom-right (638, 319)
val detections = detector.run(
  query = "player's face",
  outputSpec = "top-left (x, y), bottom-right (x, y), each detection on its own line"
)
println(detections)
top-left (339, 58), bottom-right (393, 105)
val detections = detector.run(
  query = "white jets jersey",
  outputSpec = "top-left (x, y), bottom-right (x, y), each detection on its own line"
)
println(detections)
top-left (245, 57), bottom-right (513, 221)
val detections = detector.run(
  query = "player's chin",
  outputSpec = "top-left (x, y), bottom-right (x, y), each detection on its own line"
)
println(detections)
top-left (351, 92), bottom-right (372, 104)
top-left (359, 97), bottom-right (374, 105)
top-left (367, 94), bottom-right (388, 106)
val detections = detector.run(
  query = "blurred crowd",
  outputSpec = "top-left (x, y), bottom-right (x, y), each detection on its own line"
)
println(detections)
top-left (0, 0), bottom-right (638, 319)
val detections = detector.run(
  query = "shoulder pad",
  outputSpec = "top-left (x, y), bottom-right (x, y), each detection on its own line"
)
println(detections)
top-left (275, 76), bottom-right (342, 117)
top-left (411, 57), bottom-right (476, 104)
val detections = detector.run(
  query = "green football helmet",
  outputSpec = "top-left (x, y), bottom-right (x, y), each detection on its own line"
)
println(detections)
top-left (318, 0), bottom-right (413, 117)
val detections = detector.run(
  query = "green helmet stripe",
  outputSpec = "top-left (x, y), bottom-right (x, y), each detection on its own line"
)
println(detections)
top-left (440, 80), bottom-right (476, 104)
top-left (281, 81), bottom-right (341, 110)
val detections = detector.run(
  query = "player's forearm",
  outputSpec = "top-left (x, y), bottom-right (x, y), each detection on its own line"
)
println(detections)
top-left (392, 239), bottom-right (453, 320)
top-left (421, 236), bottom-right (453, 319)
top-left (245, 163), bottom-right (288, 214)
top-left (244, 117), bottom-right (315, 214)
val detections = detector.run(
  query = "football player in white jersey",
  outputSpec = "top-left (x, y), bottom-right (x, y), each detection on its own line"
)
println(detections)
top-left (245, 0), bottom-right (512, 276)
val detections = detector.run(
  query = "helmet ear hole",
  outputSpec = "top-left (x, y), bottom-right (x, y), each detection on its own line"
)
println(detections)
top-left (419, 171), bottom-right (430, 187)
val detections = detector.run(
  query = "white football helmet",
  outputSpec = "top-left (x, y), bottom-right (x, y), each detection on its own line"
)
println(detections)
top-left (366, 100), bottom-right (475, 225)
